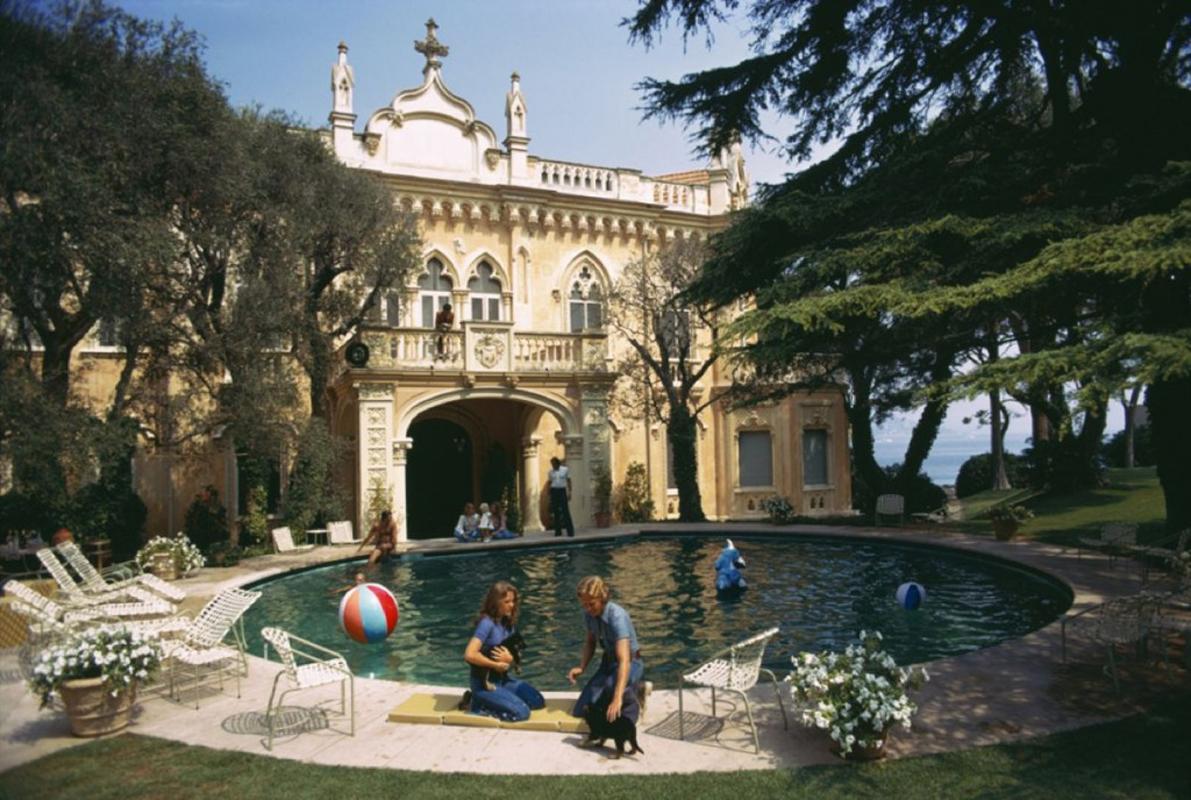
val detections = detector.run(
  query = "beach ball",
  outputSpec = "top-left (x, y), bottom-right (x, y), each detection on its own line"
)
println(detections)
top-left (895, 581), bottom-right (926, 611)
top-left (339, 583), bottom-right (399, 644)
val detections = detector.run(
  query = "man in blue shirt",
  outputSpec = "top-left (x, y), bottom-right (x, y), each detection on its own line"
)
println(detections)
top-left (567, 575), bottom-right (644, 725)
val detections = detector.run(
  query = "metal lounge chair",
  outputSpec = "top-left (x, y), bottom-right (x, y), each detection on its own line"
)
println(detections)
top-left (271, 527), bottom-right (315, 554)
top-left (36, 549), bottom-right (175, 616)
top-left (1077, 523), bottom-right (1138, 566)
top-left (874, 494), bottom-right (905, 526)
top-left (327, 520), bottom-right (362, 545)
top-left (165, 587), bottom-right (261, 708)
top-left (56, 541), bottom-right (185, 603)
top-left (5, 578), bottom-right (188, 639)
top-left (1092, 595), bottom-right (1153, 693)
top-left (260, 626), bottom-right (355, 750)
top-left (678, 626), bottom-right (788, 753)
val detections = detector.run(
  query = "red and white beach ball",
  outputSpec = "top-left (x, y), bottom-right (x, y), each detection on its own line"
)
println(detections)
top-left (338, 583), bottom-right (399, 644)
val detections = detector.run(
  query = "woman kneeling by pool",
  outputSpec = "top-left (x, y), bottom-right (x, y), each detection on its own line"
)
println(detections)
top-left (461, 581), bottom-right (544, 721)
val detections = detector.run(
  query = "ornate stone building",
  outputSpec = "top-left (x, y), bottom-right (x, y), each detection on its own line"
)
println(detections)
top-left (324, 22), bottom-right (852, 540)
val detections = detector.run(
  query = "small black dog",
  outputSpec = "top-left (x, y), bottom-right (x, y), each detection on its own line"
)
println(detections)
top-left (458, 632), bottom-right (526, 710)
top-left (582, 691), bottom-right (643, 758)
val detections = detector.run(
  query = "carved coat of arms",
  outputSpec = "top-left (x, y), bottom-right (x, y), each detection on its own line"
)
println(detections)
top-left (474, 334), bottom-right (505, 369)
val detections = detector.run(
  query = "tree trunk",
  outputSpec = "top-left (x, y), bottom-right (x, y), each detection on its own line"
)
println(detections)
top-left (1148, 377), bottom-right (1191, 532)
top-left (40, 336), bottom-right (73, 408)
top-left (307, 327), bottom-right (330, 420)
top-left (667, 405), bottom-right (705, 522)
top-left (1121, 385), bottom-right (1142, 469)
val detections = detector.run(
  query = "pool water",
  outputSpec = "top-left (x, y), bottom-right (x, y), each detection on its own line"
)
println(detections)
top-left (242, 534), bottom-right (1072, 689)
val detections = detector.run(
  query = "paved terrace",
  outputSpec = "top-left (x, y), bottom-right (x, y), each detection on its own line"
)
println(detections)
top-left (1, 523), bottom-right (1182, 776)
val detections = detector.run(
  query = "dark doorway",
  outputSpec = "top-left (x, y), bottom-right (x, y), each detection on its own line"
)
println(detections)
top-left (406, 418), bottom-right (472, 539)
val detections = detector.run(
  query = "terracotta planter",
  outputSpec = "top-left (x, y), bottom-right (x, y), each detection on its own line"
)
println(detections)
top-left (149, 552), bottom-right (177, 580)
top-left (831, 730), bottom-right (889, 761)
top-left (594, 511), bottom-right (612, 528)
top-left (58, 677), bottom-right (134, 737)
top-left (992, 519), bottom-right (1020, 541)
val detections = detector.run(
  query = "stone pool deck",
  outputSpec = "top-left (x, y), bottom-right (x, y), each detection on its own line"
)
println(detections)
top-left (1, 523), bottom-right (1185, 775)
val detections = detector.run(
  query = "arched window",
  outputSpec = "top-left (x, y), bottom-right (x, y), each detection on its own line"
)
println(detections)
top-left (417, 258), bottom-right (454, 328)
top-left (568, 266), bottom-right (604, 332)
top-left (467, 261), bottom-right (502, 321)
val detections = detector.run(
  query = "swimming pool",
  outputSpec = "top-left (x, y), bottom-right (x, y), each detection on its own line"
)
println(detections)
top-left (241, 534), bottom-right (1072, 689)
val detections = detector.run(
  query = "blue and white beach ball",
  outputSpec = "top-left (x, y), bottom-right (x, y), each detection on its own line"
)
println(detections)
top-left (339, 583), bottom-right (400, 643)
top-left (895, 581), bottom-right (926, 611)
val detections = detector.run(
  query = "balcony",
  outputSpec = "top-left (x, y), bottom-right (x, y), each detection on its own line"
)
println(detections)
top-left (352, 322), bottom-right (609, 375)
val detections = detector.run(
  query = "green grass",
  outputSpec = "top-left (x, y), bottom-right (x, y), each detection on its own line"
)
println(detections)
top-left (3, 693), bottom-right (1190, 800)
top-left (953, 467), bottom-right (1167, 546)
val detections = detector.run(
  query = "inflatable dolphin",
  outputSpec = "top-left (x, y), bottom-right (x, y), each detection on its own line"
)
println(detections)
top-left (714, 538), bottom-right (747, 592)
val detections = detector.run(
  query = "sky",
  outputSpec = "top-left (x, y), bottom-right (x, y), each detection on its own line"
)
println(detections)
top-left (111, 0), bottom-right (1124, 456)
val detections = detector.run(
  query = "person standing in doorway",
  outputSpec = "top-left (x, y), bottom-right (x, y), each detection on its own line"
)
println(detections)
top-left (548, 456), bottom-right (575, 538)
top-left (434, 302), bottom-right (454, 358)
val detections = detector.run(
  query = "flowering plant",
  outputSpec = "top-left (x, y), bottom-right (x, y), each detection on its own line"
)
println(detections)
top-left (987, 504), bottom-right (1034, 524)
top-left (760, 495), bottom-right (795, 524)
top-left (785, 630), bottom-right (928, 757)
top-left (28, 625), bottom-right (163, 708)
top-left (135, 532), bottom-right (205, 576)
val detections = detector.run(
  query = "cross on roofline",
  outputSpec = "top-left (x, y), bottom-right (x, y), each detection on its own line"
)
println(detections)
top-left (414, 18), bottom-right (449, 68)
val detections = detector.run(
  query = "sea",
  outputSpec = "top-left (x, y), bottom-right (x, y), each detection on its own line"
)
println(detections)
top-left (872, 432), bottom-right (1033, 487)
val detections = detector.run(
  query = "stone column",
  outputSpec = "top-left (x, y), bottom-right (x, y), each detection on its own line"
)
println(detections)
top-left (580, 386), bottom-right (612, 524)
top-left (392, 438), bottom-right (413, 542)
top-left (356, 382), bottom-right (395, 536)
top-left (561, 433), bottom-right (586, 527)
top-left (520, 436), bottom-right (543, 533)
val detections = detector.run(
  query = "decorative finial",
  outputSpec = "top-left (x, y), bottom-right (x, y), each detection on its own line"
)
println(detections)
top-left (338, 41), bottom-right (348, 54)
top-left (414, 18), bottom-right (449, 71)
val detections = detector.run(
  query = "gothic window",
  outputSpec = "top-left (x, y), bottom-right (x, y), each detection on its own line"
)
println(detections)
top-left (417, 258), bottom-right (454, 328)
top-left (803, 429), bottom-right (829, 486)
top-left (467, 261), bottom-right (502, 321)
top-left (738, 430), bottom-right (773, 487)
top-left (568, 266), bottom-right (604, 332)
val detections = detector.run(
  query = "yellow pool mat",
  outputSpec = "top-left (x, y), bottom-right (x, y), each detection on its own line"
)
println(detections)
top-left (388, 693), bottom-right (589, 732)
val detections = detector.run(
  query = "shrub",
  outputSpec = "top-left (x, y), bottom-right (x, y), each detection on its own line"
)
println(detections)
top-left (854, 464), bottom-right (947, 515)
top-left (987, 503), bottom-right (1034, 523)
top-left (955, 452), bottom-right (1029, 499)
top-left (184, 485), bottom-right (229, 553)
top-left (239, 485), bottom-right (269, 547)
top-left (592, 463), bottom-right (613, 515)
top-left (135, 533), bottom-right (205, 576)
top-left (1023, 438), bottom-right (1106, 493)
top-left (616, 461), bottom-right (654, 522)
top-left (761, 495), bottom-right (795, 524)
top-left (284, 419), bottom-right (347, 534)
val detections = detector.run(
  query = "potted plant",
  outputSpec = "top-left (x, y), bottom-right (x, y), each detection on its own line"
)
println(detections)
top-left (760, 495), bottom-right (795, 524)
top-left (987, 504), bottom-right (1034, 541)
top-left (135, 532), bottom-right (205, 579)
top-left (592, 464), bottom-right (613, 528)
top-left (28, 625), bottom-right (163, 736)
top-left (786, 630), bottom-right (929, 760)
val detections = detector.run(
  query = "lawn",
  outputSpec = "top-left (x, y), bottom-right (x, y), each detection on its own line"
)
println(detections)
top-left (953, 467), bottom-right (1168, 546)
top-left (3, 693), bottom-right (1189, 800)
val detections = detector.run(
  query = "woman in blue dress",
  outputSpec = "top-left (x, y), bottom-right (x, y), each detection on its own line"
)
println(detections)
top-left (462, 581), bottom-right (544, 721)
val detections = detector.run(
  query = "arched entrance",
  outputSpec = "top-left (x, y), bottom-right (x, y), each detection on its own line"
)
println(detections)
top-left (406, 418), bottom-right (473, 539)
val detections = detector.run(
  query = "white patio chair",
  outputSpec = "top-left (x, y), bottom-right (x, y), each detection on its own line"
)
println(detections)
top-left (873, 494), bottom-right (905, 525)
top-left (1091, 596), bottom-right (1152, 693)
top-left (5, 578), bottom-right (188, 639)
top-left (1077, 523), bottom-right (1138, 566)
top-left (260, 626), bottom-right (355, 751)
top-left (56, 541), bottom-right (185, 603)
top-left (327, 520), bottom-right (362, 545)
top-left (36, 549), bottom-right (175, 616)
top-left (678, 626), bottom-right (788, 753)
top-left (164, 587), bottom-right (261, 708)
top-left (271, 527), bottom-right (315, 554)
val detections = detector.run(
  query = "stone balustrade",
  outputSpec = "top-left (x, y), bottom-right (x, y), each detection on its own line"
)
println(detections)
top-left (351, 325), bottom-right (608, 374)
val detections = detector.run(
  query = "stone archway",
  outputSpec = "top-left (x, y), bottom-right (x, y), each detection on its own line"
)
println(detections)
top-left (405, 418), bottom-right (474, 539)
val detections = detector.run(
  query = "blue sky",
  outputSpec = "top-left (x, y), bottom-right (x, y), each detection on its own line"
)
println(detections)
top-left (114, 0), bottom-right (1124, 451)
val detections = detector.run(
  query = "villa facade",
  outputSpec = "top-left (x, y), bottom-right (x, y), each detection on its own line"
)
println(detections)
top-left (322, 22), bottom-right (851, 539)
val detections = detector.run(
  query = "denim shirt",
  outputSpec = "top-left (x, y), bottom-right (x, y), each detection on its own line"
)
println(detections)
top-left (583, 601), bottom-right (639, 660)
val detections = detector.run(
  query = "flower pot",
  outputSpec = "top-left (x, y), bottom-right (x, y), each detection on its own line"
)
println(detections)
top-left (992, 519), bottom-right (1019, 541)
top-left (149, 552), bottom-right (177, 580)
top-left (831, 730), bottom-right (889, 761)
top-left (594, 511), bottom-right (612, 528)
top-left (58, 677), bottom-right (134, 737)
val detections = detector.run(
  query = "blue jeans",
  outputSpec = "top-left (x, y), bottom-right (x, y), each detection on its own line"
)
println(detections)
top-left (469, 676), bottom-right (544, 722)
top-left (572, 656), bottom-right (645, 723)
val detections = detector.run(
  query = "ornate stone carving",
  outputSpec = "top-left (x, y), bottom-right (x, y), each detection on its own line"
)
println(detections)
top-left (368, 447), bottom-right (385, 467)
top-left (358, 383), bottom-right (394, 402)
top-left (474, 334), bottom-right (505, 368)
top-left (366, 408), bottom-right (385, 426)
top-left (367, 429), bottom-right (384, 447)
top-left (364, 132), bottom-right (381, 156)
top-left (485, 148), bottom-right (501, 169)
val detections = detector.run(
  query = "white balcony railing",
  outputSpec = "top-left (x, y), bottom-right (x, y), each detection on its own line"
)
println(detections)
top-left (353, 324), bottom-right (608, 374)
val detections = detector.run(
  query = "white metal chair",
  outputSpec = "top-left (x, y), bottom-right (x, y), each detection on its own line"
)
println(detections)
top-left (5, 578), bottom-right (188, 639)
top-left (678, 626), bottom-right (788, 753)
top-left (36, 549), bottom-right (175, 616)
top-left (56, 541), bottom-right (185, 603)
top-left (260, 626), bottom-right (355, 750)
top-left (1091, 596), bottom-right (1152, 693)
top-left (271, 527), bottom-right (315, 554)
top-left (327, 520), bottom-right (362, 545)
top-left (1077, 523), bottom-right (1138, 566)
top-left (874, 494), bottom-right (905, 525)
top-left (164, 587), bottom-right (261, 708)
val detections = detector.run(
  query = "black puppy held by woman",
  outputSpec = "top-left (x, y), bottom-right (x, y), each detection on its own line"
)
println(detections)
top-left (461, 581), bottom-right (544, 721)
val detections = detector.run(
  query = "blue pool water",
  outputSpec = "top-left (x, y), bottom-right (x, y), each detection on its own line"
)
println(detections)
top-left (242, 534), bottom-right (1071, 689)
